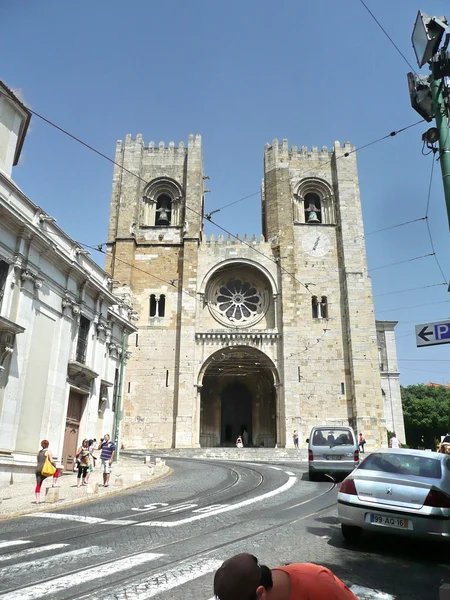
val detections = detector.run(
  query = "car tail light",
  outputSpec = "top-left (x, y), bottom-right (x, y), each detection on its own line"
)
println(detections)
top-left (339, 478), bottom-right (357, 495)
top-left (354, 449), bottom-right (359, 462)
top-left (308, 449), bottom-right (314, 461)
top-left (424, 488), bottom-right (450, 508)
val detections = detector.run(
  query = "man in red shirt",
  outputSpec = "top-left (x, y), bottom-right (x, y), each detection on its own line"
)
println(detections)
top-left (213, 553), bottom-right (358, 600)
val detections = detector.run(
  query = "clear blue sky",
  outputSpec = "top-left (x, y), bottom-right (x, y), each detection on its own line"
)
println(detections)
top-left (2, 0), bottom-right (450, 386)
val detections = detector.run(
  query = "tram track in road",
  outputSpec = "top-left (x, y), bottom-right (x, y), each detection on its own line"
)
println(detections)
top-left (1, 476), bottom-right (338, 600)
top-left (0, 459), bottom-right (268, 556)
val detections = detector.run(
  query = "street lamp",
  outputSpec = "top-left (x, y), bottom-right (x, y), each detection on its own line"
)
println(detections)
top-left (411, 11), bottom-right (448, 68)
top-left (408, 10), bottom-right (450, 232)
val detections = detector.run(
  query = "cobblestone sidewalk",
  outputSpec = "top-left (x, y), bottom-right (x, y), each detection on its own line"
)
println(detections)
top-left (0, 456), bottom-right (169, 519)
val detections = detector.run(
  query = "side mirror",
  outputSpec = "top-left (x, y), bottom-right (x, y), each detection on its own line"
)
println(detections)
top-left (306, 438), bottom-right (309, 443)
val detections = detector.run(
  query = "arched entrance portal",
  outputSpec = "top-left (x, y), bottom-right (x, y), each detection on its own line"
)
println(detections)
top-left (199, 347), bottom-right (278, 447)
top-left (221, 382), bottom-right (252, 444)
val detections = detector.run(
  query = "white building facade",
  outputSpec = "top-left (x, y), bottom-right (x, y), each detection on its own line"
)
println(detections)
top-left (0, 82), bottom-right (136, 481)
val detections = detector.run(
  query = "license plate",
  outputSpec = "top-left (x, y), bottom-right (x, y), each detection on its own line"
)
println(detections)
top-left (326, 455), bottom-right (342, 460)
top-left (369, 514), bottom-right (408, 529)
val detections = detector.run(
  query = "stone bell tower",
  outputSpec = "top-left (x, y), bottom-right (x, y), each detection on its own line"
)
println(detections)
top-left (106, 134), bottom-right (204, 448)
top-left (262, 139), bottom-right (386, 447)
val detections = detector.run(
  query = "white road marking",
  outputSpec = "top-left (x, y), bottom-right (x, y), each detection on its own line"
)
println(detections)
top-left (285, 470), bottom-right (295, 476)
top-left (0, 552), bottom-right (164, 600)
top-left (268, 466), bottom-right (282, 470)
top-left (90, 558), bottom-right (223, 600)
top-left (0, 546), bottom-right (109, 574)
top-left (0, 541), bottom-right (31, 549)
top-left (0, 543), bottom-right (68, 562)
top-left (132, 502), bottom-right (169, 512)
top-left (106, 519), bottom-right (137, 525)
top-left (29, 513), bottom-right (105, 524)
top-left (137, 475), bottom-right (297, 527)
top-left (350, 585), bottom-right (395, 599)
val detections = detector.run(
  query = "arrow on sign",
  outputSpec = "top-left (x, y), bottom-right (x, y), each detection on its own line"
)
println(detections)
top-left (417, 326), bottom-right (433, 342)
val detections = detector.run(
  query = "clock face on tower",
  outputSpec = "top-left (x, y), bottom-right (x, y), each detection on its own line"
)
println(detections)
top-left (302, 231), bottom-right (331, 258)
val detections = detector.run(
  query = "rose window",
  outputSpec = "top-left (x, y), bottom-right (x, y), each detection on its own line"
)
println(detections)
top-left (211, 277), bottom-right (266, 326)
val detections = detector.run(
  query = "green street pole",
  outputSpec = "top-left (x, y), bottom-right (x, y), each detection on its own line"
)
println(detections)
top-left (113, 332), bottom-right (127, 463)
top-left (430, 74), bottom-right (450, 230)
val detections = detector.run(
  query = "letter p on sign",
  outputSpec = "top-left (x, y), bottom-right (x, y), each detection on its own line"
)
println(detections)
top-left (436, 324), bottom-right (450, 340)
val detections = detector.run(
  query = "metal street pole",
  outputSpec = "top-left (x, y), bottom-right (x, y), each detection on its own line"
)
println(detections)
top-left (430, 75), bottom-right (450, 230)
top-left (113, 331), bottom-right (127, 462)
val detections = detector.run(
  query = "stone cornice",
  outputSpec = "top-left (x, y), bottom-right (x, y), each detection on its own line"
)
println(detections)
top-left (195, 331), bottom-right (281, 342)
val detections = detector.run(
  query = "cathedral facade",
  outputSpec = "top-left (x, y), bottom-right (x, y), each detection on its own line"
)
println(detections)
top-left (106, 134), bottom-right (404, 449)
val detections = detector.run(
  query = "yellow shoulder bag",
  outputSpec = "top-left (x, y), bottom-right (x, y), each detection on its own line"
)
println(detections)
top-left (41, 452), bottom-right (57, 477)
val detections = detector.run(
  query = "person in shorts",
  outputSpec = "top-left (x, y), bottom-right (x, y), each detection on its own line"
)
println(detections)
top-left (99, 434), bottom-right (116, 487)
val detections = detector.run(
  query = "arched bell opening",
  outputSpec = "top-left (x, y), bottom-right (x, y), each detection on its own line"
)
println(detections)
top-left (198, 346), bottom-right (278, 448)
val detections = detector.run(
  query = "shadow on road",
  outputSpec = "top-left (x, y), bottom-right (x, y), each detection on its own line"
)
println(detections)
top-left (306, 514), bottom-right (450, 599)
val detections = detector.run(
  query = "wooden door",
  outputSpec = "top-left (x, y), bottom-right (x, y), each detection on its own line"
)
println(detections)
top-left (63, 390), bottom-right (84, 470)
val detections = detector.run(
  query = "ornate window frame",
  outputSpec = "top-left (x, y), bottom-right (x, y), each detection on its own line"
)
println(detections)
top-left (204, 262), bottom-right (273, 329)
top-left (141, 177), bottom-right (184, 227)
top-left (293, 177), bottom-right (335, 225)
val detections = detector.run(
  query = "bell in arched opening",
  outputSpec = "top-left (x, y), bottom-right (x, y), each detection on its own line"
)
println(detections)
top-left (304, 192), bottom-right (321, 224)
top-left (155, 194), bottom-right (172, 226)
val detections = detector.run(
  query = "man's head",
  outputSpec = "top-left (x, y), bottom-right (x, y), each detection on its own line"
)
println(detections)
top-left (103, 434), bottom-right (110, 442)
top-left (213, 553), bottom-right (273, 600)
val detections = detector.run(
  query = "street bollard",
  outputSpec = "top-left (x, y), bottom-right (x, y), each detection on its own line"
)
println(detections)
top-left (86, 483), bottom-right (99, 494)
top-left (45, 487), bottom-right (60, 503)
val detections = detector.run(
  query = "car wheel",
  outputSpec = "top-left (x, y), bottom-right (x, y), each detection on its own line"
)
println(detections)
top-left (309, 470), bottom-right (317, 481)
top-left (341, 524), bottom-right (362, 543)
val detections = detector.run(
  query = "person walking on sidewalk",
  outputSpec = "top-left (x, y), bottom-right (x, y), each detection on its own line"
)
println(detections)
top-left (76, 439), bottom-right (91, 487)
top-left (213, 553), bottom-right (358, 600)
top-left (99, 434), bottom-right (115, 487)
top-left (358, 433), bottom-right (366, 454)
top-left (35, 440), bottom-right (60, 504)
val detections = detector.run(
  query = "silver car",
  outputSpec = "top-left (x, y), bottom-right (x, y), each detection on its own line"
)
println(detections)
top-left (307, 426), bottom-right (359, 480)
top-left (337, 448), bottom-right (450, 542)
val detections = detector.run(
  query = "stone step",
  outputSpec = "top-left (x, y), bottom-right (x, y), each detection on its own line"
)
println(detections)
top-left (125, 448), bottom-right (308, 462)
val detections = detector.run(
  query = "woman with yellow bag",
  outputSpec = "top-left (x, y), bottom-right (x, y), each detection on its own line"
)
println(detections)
top-left (35, 439), bottom-right (60, 504)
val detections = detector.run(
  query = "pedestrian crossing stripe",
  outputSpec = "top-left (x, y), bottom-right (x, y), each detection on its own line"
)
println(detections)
top-left (0, 543), bottom-right (68, 563)
top-left (0, 552), bottom-right (164, 600)
top-left (88, 558), bottom-right (223, 600)
top-left (0, 539), bottom-right (396, 600)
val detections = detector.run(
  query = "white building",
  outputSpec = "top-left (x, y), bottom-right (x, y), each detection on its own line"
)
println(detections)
top-left (376, 320), bottom-right (405, 443)
top-left (0, 81), bottom-right (136, 481)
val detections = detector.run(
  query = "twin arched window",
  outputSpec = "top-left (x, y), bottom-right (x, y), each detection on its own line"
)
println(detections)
top-left (150, 294), bottom-right (166, 318)
top-left (312, 296), bottom-right (328, 319)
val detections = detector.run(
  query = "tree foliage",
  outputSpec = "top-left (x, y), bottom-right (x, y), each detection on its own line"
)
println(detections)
top-left (401, 384), bottom-right (450, 448)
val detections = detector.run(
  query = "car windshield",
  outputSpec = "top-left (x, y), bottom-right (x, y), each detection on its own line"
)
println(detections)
top-left (359, 453), bottom-right (442, 479)
top-left (312, 429), bottom-right (354, 447)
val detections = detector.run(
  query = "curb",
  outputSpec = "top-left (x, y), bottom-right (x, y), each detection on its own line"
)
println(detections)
top-left (0, 466), bottom-right (173, 521)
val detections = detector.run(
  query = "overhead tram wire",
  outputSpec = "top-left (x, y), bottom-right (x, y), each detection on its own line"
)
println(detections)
top-left (373, 282), bottom-right (447, 297)
top-left (0, 91), bottom-right (310, 298)
top-left (377, 299), bottom-right (450, 314)
top-left (357, 0), bottom-right (418, 74)
top-left (81, 243), bottom-right (201, 305)
top-left (0, 86), bottom-right (425, 297)
top-left (424, 154), bottom-right (448, 283)
top-left (209, 122), bottom-right (424, 216)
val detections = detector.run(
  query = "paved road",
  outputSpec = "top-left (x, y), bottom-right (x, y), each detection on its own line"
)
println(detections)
top-left (0, 456), bottom-right (447, 599)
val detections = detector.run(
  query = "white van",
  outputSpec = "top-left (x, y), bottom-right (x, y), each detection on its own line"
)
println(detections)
top-left (307, 426), bottom-right (359, 480)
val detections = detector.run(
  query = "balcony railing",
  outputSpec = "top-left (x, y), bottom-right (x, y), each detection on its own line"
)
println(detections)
top-left (76, 337), bottom-right (88, 364)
